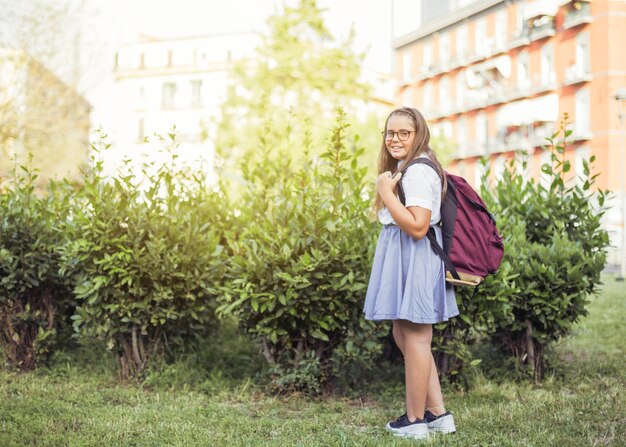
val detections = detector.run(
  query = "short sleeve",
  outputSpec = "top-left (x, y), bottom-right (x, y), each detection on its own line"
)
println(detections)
top-left (401, 164), bottom-right (440, 211)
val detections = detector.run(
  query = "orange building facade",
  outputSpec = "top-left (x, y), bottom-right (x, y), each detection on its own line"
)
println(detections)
top-left (393, 0), bottom-right (626, 265)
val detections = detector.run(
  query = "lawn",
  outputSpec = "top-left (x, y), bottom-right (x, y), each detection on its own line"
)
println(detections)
top-left (1, 277), bottom-right (624, 446)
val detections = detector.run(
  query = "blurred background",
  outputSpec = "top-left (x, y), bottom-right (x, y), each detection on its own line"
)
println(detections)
top-left (1, 0), bottom-right (625, 270)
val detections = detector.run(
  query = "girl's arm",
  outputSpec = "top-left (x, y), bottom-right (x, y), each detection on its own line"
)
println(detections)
top-left (377, 171), bottom-right (432, 240)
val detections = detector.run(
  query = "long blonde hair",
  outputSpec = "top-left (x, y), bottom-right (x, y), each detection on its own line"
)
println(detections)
top-left (372, 107), bottom-right (447, 215)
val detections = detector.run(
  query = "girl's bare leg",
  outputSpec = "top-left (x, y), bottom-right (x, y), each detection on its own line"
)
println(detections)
top-left (392, 320), bottom-right (405, 355)
top-left (425, 352), bottom-right (447, 416)
top-left (399, 320), bottom-right (432, 421)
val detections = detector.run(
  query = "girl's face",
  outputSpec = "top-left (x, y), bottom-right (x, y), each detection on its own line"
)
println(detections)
top-left (384, 114), bottom-right (416, 161)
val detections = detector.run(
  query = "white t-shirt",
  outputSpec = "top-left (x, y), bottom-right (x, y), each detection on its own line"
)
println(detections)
top-left (378, 155), bottom-right (442, 226)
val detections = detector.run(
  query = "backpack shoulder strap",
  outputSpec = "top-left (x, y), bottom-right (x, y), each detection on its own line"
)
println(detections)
top-left (397, 156), bottom-right (442, 205)
top-left (398, 157), bottom-right (460, 282)
top-left (425, 228), bottom-right (460, 281)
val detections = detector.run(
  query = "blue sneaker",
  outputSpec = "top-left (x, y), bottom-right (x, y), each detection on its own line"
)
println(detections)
top-left (385, 413), bottom-right (429, 439)
top-left (424, 410), bottom-right (456, 434)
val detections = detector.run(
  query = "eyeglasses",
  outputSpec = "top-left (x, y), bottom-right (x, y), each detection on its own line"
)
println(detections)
top-left (382, 130), bottom-right (415, 141)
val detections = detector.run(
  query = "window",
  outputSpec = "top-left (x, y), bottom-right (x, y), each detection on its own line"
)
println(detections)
top-left (432, 122), bottom-right (442, 138)
top-left (139, 52), bottom-right (145, 68)
top-left (440, 120), bottom-right (453, 139)
top-left (515, 1), bottom-right (528, 37)
top-left (494, 155), bottom-right (506, 182)
top-left (540, 43), bottom-right (555, 85)
top-left (403, 86), bottom-right (412, 106)
top-left (475, 18), bottom-right (487, 56)
top-left (456, 24), bottom-right (468, 59)
top-left (167, 49), bottom-right (173, 67)
top-left (162, 82), bottom-right (177, 108)
top-left (456, 71), bottom-right (466, 109)
top-left (515, 150), bottom-right (532, 179)
top-left (137, 86), bottom-right (145, 107)
top-left (575, 88), bottom-right (591, 135)
top-left (576, 32), bottom-right (590, 74)
top-left (456, 116), bottom-right (467, 157)
top-left (422, 41), bottom-right (433, 70)
top-left (439, 76), bottom-right (449, 111)
top-left (137, 117), bottom-right (145, 141)
top-left (456, 160), bottom-right (467, 178)
top-left (474, 160), bottom-right (488, 190)
top-left (190, 80), bottom-right (202, 107)
top-left (475, 111), bottom-right (488, 152)
top-left (403, 50), bottom-right (412, 81)
top-left (495, 9), bottom-right (507, 49)
top-left (517, 50), bottom-right (530, 89)
top-left (539, 149), bottom-right (552, 188)
top-left (423, 81), bottom-right (433, 111)
top-left (439, 32), bottom-right (450, 64)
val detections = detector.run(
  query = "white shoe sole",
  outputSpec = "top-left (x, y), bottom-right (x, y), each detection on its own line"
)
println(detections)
top-left (385, 422), bottom-right (429, 439)
top-left (427, 414), bottom-right (456, 434)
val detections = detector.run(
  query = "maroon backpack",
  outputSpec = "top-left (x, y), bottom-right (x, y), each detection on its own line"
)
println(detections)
top-left (398, 157), bottom-right (504, 287)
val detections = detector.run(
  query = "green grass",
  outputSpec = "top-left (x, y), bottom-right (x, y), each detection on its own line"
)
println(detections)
top-left (1, 277), bottom-right (624, 446)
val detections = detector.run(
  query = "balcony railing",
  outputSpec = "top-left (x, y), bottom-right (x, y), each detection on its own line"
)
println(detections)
top-left (528, 17), bottom-right (556, 41)
top-left (417, 64), bottom-right (436, 80)
top-left (564, 64), bottom-right (592, 85)
top-left (532, 72), bottom-right (558, 94)
top-left (530, 124), bottom-right (555, 147)
top-left (497, 132), bottom-right (532, 152)
top-left (571, 126), bottom-right (593, 141)
top-left (563, 2), bottom-right (593, 29)
top-left (509, 27), bottom-right (530, 49)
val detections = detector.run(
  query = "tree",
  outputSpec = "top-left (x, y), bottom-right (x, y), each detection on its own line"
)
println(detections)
top-left (212, 0), bottom-right (375, 178)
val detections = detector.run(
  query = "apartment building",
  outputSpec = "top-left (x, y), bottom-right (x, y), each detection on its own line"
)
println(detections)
top-left (393, 0), bottom-right (626, 264)
top-left (112, 32), bottom-right (260, 176)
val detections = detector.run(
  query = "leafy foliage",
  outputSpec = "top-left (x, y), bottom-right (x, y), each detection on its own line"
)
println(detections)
top-left (0, 162), bottom-right (73, 370)
top-left (480, 115), bottom-right (610, 380)
top-left (220, 110), bottom-right (379, 393)
top-left (60, 133), bottom-right (227, 379)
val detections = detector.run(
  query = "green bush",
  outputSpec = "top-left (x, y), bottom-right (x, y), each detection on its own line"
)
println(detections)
top-left (220, 110), bottom-right (379, 393)
top-left (60, 134), bottom-right (227, 379)
top-left (0, 163), bottom-right (73, 370)
top-left (481, 115), bottom-right (610, 381)
top-left (432, 253), bottom-right (518, 384)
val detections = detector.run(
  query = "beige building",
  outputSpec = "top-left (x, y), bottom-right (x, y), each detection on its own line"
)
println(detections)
top-left (111, 32), bottom-right (261, 177)
top-left (0, 49), bottom-right (91, 184)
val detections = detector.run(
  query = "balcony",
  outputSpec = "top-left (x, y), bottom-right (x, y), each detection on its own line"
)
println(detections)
top-left (508, 80), bottom-right (532, 101)
top-left (463, 142), bottom-right (489, 158)
top-left (509, 135), bottom-right (532, 152)
top-left (417, 64), bottom-right (436, 81)
top-left (564, 64), bottom-right (592, 86)
top-left (532, 72), bottom-right (558, 94)
top-left (492, 39), bottom-right (508, 57)
top-left (528, 16), bottom-right (556, 41)
top-left (530, 123), bottom-right (556, 147)
top-left (509, 27), bottom-right (530, 49)
top-left (571, 127), bottom-right (593, 141)
top-left (485, 87), bottom-right (509, 107)
top-left (469, 40), bottom-right (495, 64)
top-left (447, 50), bottom-right (470, 71)
top-left (398, 75), bottom-right (414, 87)
top-left (563, 1), bottom-right (593, 29)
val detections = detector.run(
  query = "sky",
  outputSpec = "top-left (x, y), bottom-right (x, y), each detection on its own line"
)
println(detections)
top-left (76, 0), bottom-right (394, 135)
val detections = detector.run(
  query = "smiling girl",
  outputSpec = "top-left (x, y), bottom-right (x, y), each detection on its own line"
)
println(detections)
top-left (363, 107), bottom-right (459, 440)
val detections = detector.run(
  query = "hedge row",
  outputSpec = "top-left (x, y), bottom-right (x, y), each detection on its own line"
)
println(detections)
top-left (0, 113), bottom-right (609, 389)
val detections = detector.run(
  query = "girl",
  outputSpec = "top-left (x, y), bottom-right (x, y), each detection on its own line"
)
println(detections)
top-left (363, 107), bottom-right (459, 440)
